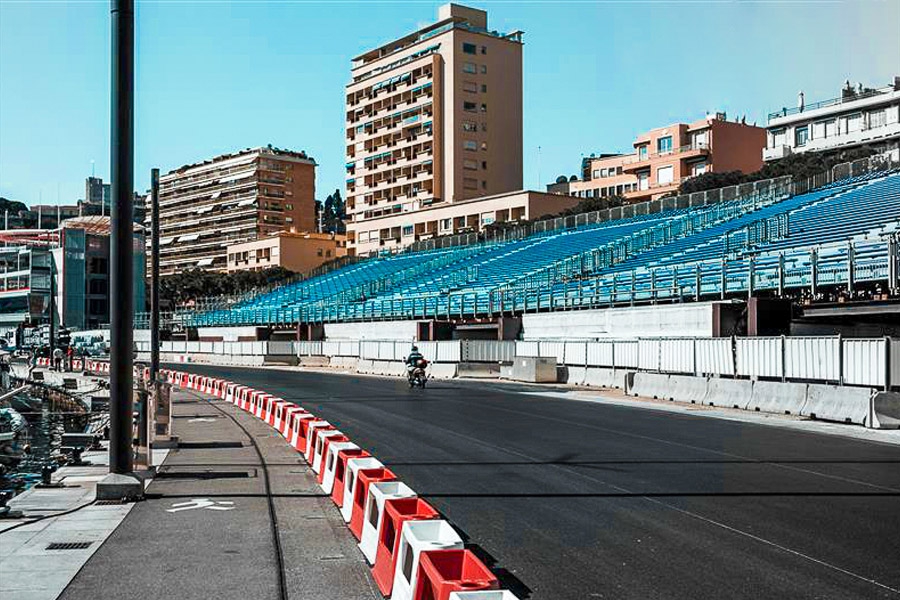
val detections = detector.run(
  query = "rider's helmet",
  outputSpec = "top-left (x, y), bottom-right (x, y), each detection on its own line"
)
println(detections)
top-left (411, 345), bottom-right (418, 352)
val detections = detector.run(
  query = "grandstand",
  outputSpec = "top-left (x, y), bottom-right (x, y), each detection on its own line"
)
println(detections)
top-left (186, 162), bottom-right (900, 328)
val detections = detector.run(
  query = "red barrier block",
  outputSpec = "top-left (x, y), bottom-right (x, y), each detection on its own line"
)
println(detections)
top-left (349, 468), bottom-right (397, 541)
top-left (331, 449), bottom-right (370, 507)
top-left (414, 549), bottom-right (498, 600)
top-left (289, 415), bottom-right (320, 452)
top-left (316, 434), bottom-right (349, 483)
top-left (304, 424), bottom-right (336, 462)
top-left (279, 406), bottom-right (306, 437)
top-left (372, 498), bottom-right (440, 596)
top-left (265, 399), bottom-right (289, 427)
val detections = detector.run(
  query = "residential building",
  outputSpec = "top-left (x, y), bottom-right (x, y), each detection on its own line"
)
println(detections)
top-left (153, 146), bottom-right (316, 276)
top-left (84, 176), bottom-right (110, 213)
top-left (764, 77), bottom-right (900, 162)
top-left (353, 190), bottom-right (579, 250)
top-left (549, 113), bottom-right (766, 203)
top-left (226, 232), bottom-right (348, 273)
top-left (345, 3), bottom-right (525, 255)
top-left (0, 216), bottom-right (146, 334)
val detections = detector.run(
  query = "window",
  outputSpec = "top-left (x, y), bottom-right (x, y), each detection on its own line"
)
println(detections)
top-left (657, 136), bottom-right (673, 154)
top-left (463, 101), bottom-right (477, 112)
top-left (657, 165), bottom-right (674, 185)
top-left (462, 42), bottom-right (477, 55)
top-left (462, 121), bottom-right (477, 132)
top-left (691, 130), bottom-right (708, 149)
top-left (481, 161), bottom-right (487, 169)
top-left (463, 159), bottom-right (478, 170)
top-left (480, 103), bottom-right (487, 112)
top-left (772, 128), bottom-right (786, 146)
top-left (481, 46), bottom-right (487, 54)
top-left (812, 121), bottom-right (826, 140)
top-left (317, 248), bottom-right (323, 257)
top-left (616, 166), bottom-right (623, 175)
top-left (325, 249), bottom-right (332, 257)
top-left (600, 168), bottom-right (608, 178)
top-left (480, 65), bottom-right (487, 74)
top-left (402, 225), bottom-right (414, 236)
top-left (638, 171), bottom-right (650, 190)
top-left (463, 177), bottom-right (478, 190)
top-left (463, 80), bottom-right (478, 93)
top-left (481, 84), bottom-right (487, 93)
top-left (592, 169), bottom-right (600, 179)
top-left (482, 181), bottom-right (487, 190)
top-left (463, 140), bottom-right (477, 151)
top-left (691, 161), bottom-right (707, 177)
top-left (462, 62), bottom-right (477, 74)
top-left (845, 113), bottom-right (862, 133)
top-left (869, 109), bottom-right (886, 129)
top-left (638, 145), bottom-right (648, 159)
top-left (481, 142), bottom-right (487, 151)
top-left (285, 203), bottom-right (293, 210)
top-left (794, 125), bottom-right (809, 147)
top-left (481, 123), bottom-right (487, 132)
top-left (440, 218), bottom-right (452, 230)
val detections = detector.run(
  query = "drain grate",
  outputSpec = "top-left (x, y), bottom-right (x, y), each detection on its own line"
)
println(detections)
top-left (46, 541), bottom-right (93, 551)
top-left (95, 500), bottom-right (124, 506)
top-left (178, 441), bottom-right (244, 449)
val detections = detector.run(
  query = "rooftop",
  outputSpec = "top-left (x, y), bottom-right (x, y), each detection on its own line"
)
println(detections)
top-left (164, 145), bottom-right (316, 178)
top-left (767, 77), bottom-right (900, 123)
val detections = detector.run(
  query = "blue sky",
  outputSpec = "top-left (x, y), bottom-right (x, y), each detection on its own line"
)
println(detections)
top-left (1, 0), bottom-right (898, 206)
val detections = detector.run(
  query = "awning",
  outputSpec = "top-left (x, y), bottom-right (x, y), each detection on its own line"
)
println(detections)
top-left (178, 233), bottom-right (200, 243)
top-left (196, 257), bottom-right (214, 267)
top-left (159, 237), bottom-right (175, 246)
top-left (210, 190), bottom-right (221, 199)
top-left (196, 205), bottom-right (214, 214)
top-left (236, 198), bottom-right (256, 207)
top-left (218, 171), bottom-right (253, 184)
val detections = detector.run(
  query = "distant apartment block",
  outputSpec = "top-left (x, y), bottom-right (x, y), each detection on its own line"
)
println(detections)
top-left (226, 231), bottom-right (348, 274)
top-left (764, 77), bottom-right (900, 162)
top-left (345, 3), bottom-right (525, 254)
top-left (549, 113), bottom-right (766, 203)
top-left (154, 146), bottom-right (316, 276)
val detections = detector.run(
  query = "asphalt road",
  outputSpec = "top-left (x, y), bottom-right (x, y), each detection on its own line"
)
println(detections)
top-left (181, 365), bottom-right (900, 600)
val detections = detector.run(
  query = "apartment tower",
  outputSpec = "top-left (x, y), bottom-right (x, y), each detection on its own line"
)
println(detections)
top-left (154, 146), bottom-right (316, 276)
top-left (345, 3), bottom-right (524, 254)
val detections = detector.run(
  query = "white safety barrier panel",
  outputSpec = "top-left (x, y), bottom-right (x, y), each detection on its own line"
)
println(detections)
top-left (538, 341), bottom-right (566, 364)
top-left (696, 338), bottom-right (734, 376)
top-left (464, 340), bottom-right (516, 363)
top-left (630, 372), bottom-right (672, 400)
top-left (785, 336), bottom-right (840, 382)
top-left (843, 338), bottom-right (887, 387)
top-left (659, 338), bottom-right (696, 374)
top-left (704, 377), bottom-right (752, 408)
top-left (870, 392), bottom-right (900, 429)
top-left (312, 430), bottom-right (345, 474)
top-left (563, 342), bottom-right (587, 366)
top-left (391, 520), bottom-right (464, 600)
top-left (320, 441), bottom-right (359, 494)
top-left (358, 481), bottom-right (417, 564)
top-left (450, 592), bottom-right (523, 600)
top-left (514, 341), bottom-right (539, 357)
top-left (803, 384), bottom-right (873, 424)
top-left (746, 381), bottom-right (808, 415)
top-left (614, 340), bottom-right (640, 369)
top-left (585, 341), bottom-right (615, 367)
top-left (736, 337), bottom-right (783, 379)
top-left (341, 457), bottom-right (384, 523)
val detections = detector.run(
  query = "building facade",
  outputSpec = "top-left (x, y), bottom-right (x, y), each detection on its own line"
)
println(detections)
top-left (549, 113), bottom-right (766, 203)
top-left (154, 146), bottom-right (316, 276)
top-left (345, 3), bottom-right (524, 255)
top-left (0, 217), bottom-right (145, 335)
top-left (226, 232), bottom-right (348, 274)
top-left (764, 77), bottom-right (900, 162)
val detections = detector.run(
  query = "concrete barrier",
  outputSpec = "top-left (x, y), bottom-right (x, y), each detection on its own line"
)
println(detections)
top-left (300, 356), bottom-right (330, 367)
top-left (430, 363), bottom-right (458, 379)
top-left (564, 366), bottom-right (587, 385)
top-left (630, 372), bottom-right (671, 400)
top-left (869, 392), bottom-right (900, 429)
top-left (704, 377), bottom-right (753, 408)
top-left (582, 367), bottom-right (632, 389)
top-left (501, 357), bottom-right (557, 383)
top-left (666, 374), bottom-right (709, 404)
top-left (803, 384), bottom-right (873, 425)
top-left (457, 362), bottom-right (501, 378)
top-left (746, 381), bottom-right (808, 415)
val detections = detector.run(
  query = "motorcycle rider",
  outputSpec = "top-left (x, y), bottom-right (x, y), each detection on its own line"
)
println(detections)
top-left (405, 345), bottom-right (425, 382)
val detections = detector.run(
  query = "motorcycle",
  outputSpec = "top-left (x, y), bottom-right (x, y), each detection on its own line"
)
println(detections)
top-left (407, 358), bottom-right (429, 388)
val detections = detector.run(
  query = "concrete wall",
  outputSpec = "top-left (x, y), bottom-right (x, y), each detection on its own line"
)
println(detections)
top-left (324, 320), bottom-right (422, 341)
top-left (521, 302), bottom-right (723, 340)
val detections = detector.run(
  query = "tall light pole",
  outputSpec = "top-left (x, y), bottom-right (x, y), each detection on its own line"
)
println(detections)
top-left (108, 0), bottom-right (135, 477)
top-left (150, 168), bottom-right (160, 383)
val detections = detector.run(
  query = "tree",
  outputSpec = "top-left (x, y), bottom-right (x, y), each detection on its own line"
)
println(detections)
top-left (322, 189), bottom-right (345, 234)
top-left (158, 266), bottom-right (295, 308)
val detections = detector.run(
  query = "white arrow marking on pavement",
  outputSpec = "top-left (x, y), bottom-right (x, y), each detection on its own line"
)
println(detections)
top-left (166, 498), bottom-right (236, 513)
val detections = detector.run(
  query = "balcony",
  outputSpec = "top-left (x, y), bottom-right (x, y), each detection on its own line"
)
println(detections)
top-left (763, 144), bottom-right (792, 161)
top-left (622, 143), bottom-right (710, 172)
top-left (764, 121), bottom-right (900, 160)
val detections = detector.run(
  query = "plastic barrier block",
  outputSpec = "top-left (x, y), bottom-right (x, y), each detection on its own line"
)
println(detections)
top-left (372, 498), bottom-right (440, 597)
top-left (280, 406), bottom-right (307, 437)
top-left (349, 467), bottom-right (397, 540)
top-left (313, 431), bottom-right (346, 475)
top-left (266, 399), bottom-right (289, 427)
top-left (414, 549), bottom-right (499, 600)
top-left (332, 449), bottom-right (370, 508)
top-left (305, 422), bottom-right (335, 462)
top-left (321, 441), bottom-right (359, 494)
top-left (448, 591), bottom-right (523, 599)
top-left (341, 457), bottom-right (383, 521)
top-left (391, 520), bottom-right (464, 600)
top-left (359, 481), bottom-right (416, 564)
top-left (289, 415), bottom-right (320, 452)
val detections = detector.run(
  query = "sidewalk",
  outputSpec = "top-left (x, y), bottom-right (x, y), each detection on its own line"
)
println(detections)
top-left (57, 387), bottom-right (379, 600)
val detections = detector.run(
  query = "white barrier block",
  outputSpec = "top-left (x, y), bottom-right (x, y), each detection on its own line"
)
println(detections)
top-left (450, 592), bottom-right (524, 600)
top-left (704, 378), bottom-right (753, 408)
top-left (582, 367), bottom-right (630, 389)
top-left (746, 381), bottom-right (808, 415)
top-left (391, 520), bottom-right (464, 600)
top-left (312, 430), bottom-right (344, 474)
top-left (341, 457), bottom-right (384, 523)
top-left (359, 481), bottom-right (417, 564)
top-left (804, 384), bottom-right (873, 425)
top-left (870, 392), bottom-right (900, 429)
top-left (304, 421), bottom-right (331, 461)
top-left (320, 441), bottom-right (359, 494)
top-left (430, 363), bottom-right (458, 379)
top-left (666, 374), bottom-right (710, 404)
top-left (563, 366), bottom-right (586, 385)
top-left (630, 372), bottom-right (671, 400)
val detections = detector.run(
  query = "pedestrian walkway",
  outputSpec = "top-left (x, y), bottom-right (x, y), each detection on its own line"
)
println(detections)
top-left (58, 387), bottom-right (380, 600)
